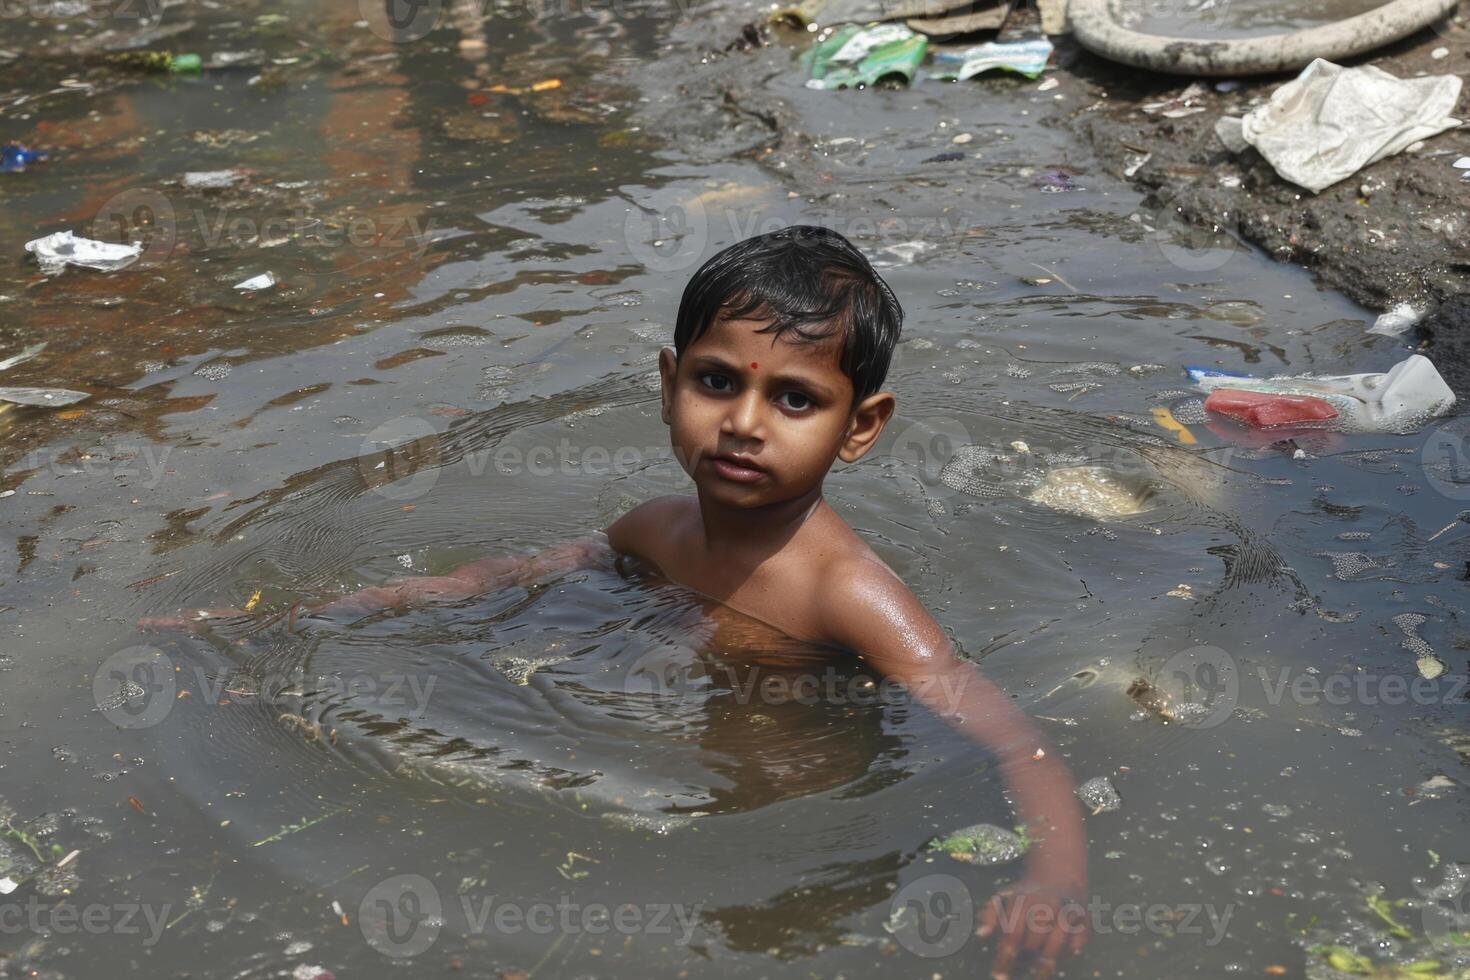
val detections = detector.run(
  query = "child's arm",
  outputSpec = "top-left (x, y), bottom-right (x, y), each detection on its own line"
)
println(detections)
top-left (819, 558), bottom-right (1089, 980)
top-left (307, 533), bottom-right (615, 617)
top-left (138, 534), bottom-right (615, 629)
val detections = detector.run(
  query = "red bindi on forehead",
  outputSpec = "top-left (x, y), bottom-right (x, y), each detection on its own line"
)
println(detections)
top-left (750, 362), bottom-right (758, 369)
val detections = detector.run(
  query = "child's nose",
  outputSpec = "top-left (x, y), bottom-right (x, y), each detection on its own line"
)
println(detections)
top-left (721, 390), bottom-right (764, 439)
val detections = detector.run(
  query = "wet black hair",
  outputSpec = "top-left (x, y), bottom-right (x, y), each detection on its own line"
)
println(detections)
top-left (672, 225), bottom-right (903, 406)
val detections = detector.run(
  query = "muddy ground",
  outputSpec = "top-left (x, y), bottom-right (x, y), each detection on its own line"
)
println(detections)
top-left (686, 1), bottom-right (1470, 388)
top-left (1060, 5), bottom-right (1470, 388)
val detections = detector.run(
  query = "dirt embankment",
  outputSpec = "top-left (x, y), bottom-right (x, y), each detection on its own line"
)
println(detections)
top-left (1061, 7), bottom-right (1470, 387)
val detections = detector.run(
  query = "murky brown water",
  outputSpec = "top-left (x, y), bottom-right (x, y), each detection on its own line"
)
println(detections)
top-left (2, 2), bottom-right (1469, 978)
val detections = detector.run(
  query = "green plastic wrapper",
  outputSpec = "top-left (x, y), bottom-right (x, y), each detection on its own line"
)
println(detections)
top-left (804, 24), bottom-right (928, 90)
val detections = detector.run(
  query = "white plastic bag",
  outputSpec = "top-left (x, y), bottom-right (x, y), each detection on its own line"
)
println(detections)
top-left (1219, 59), bottom-right (1462, 193)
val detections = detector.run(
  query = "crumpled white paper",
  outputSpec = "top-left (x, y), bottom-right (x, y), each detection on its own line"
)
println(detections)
top-left (24, 230), bottom-right (142, 275)
top-left (1215, 59), bottom-right (1462, 194)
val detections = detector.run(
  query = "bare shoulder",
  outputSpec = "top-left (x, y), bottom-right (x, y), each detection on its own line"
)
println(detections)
top-left (604, 494), bottom-right (694, 567)
top-left (815, 551), bottom-right (950, 662)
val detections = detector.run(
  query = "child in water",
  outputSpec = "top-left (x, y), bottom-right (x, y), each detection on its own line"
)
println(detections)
top-left (149, 226), bottom-right (1088, 979)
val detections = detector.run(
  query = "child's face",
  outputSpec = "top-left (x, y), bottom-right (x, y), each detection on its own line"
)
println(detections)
top-left (658, 313), bottom-right (895, 508)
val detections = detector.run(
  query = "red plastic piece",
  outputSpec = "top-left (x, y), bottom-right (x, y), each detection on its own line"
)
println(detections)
top-left (1204, 388), bottom-right (1338, 428)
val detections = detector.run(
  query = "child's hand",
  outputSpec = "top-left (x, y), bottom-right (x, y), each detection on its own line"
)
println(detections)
top-left (977, 871), bottom-right (1088, 980)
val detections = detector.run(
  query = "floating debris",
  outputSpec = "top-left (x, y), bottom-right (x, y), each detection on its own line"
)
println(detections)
top-left (1027, 465), bottom-right (1156, 520)
top-left (926, 823), bottom-right (1029, 865)
top-left (25, 230), bottom-right (142, 275)
top-left (0, 386), bottom-right (89, 407)
top-left (1076, 776), bottom-right (1122, 814)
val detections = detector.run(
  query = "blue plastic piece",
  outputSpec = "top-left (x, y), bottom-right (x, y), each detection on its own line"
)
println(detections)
top-left (2, 143), bottom-right (48, 173)
top-left (1185, 365), bottom-right (1253, 384)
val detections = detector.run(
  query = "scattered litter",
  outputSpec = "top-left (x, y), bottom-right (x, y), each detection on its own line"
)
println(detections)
top-left (1185, 365), bottom-right (1253, 384)
top-left (1037, 76), bottom-right (1059, 91)
top-left (234, 272), bottom-right (276, 291)
top-left (1151, 406), bottom-right (1196, 444)
top-left (0, 878), bottom-right (15, 895)
top-left (1418, 654), bottom-right (1447, 679)
top-left (921, 150), bottom-right (966, 163)
top-left (0, 387), bottom-right (90, 407)
top-left (1141, 81), bottom-right (1208, 118)
top-left (1034, 166), bottom-right (1079, 191)
top-left (204, 50), bottom-right (266, 69)
top-left (486, 77), bottom-right (560, 95)
top-left (879, 240), bottom-right (930, 263)
top-left (1454, 157), bottom-right (1470, 169)
top-left (1123, 152), bottom-right (1150, 177)
top-left (25, 230), bottom-right (142, 275)
top-left (805, 24), bottom-right (927, 90)
top-left (1214, 79), bottom-right (1240, 93)
top-left (1205, 389), bottom-right (1339, 428)
top-left (1036, 0), bottom-right (1068, 33)
top-left (1191, 355), bottom-right (1455, 433)
top-left (1431, 46), bottom-right (1449, 59)
top-left (907, 0), bottom-right (1013, 37)
top-left (1367, 302), bottom-right (1426, 337)
top-left (2, 142), bottom-right (47, 173)
top-left (1076, 776), bottom-right (1122, 814)
top-left (1028, 465), bottom-right (1155, 520)
top-left (1214, 59), bottom-right (1462, 193)
top-left (951, 132), bottom-right (973, 144)
top-left (0, 342), bottom-right (45, 373)
top-left (929, 38), bottom-right (1052, 80)
top-left (927, 822), bottom-right (1029, 865)
top-left (109, 50), bottom-right (202, 72)
top-left (182, 169), bottom-right (244, 190)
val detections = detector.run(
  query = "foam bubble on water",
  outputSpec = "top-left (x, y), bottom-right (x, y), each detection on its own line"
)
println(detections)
top-left (1028, 466), bottom-right (1154, 520)
top-left (1050, 361), bottom-right (1121, 377)
top-left (1321, 552), bottom-right (1380, 580)
top-left (1168, 399), bottom-right (1208, 425)
top-left (1048, 380), bottom-right (1104, 395)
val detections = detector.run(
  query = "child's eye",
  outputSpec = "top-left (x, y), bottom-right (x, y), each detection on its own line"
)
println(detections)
top-left (778, 391), bottom-right (813, 412)
top-left (698, 373), bottom-right (733, 393)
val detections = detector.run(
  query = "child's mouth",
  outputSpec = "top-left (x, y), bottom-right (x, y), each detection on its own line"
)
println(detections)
top-left (708, 454), bottom-right (767, 483)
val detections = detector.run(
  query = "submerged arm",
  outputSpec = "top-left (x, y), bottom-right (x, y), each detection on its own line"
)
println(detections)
top-left (139, 533), bottom-right (615, 629)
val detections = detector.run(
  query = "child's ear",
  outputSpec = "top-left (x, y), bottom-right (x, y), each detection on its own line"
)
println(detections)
top-left (838, 391), bottom-right (896, 463)
top-left (658, 347), bottom-right (678, 425)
